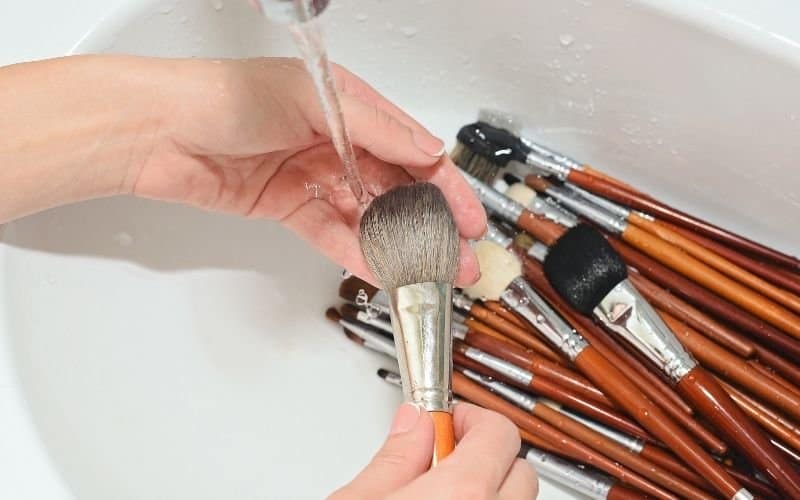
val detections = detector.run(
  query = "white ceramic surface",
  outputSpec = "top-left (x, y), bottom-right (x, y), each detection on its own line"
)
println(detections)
top-left (1, 1), bottom-right (799, 499)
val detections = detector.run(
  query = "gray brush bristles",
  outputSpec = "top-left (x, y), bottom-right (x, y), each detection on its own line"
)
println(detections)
top-left (360, 182), bottom-right (460, 289)
top-left (450, 144), bottom-right (501, 184)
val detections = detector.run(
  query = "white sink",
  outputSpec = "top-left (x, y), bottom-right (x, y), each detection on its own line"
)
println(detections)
top-left (1, 1), bottom-right (798, 499)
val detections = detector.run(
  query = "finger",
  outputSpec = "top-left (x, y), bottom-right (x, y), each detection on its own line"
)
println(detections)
top-left (331, 64), bottom-right (445, 158)
top-left (455, 239), bottom-right (480, 288)
top-left (393, 403), bottom-right (521, 500)
top-left (405, 156), bottom-right (487, 240)
top-left (498, 458), bottom-right (539, 500)
top-left (330, 404), bottom-right (434, 500)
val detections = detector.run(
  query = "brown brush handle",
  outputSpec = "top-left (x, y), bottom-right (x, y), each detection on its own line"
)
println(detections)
top-left (467, 304), bottom-right (565, 364)
top-left (483, 300), bottom-right (529, 329)
top-left (629, 213), bottom-right (800, 314)
top-left (607, 484), bottom-right (651, 500)
top-left (720, 379), bottom-right (800, 454)
top-left (725, 469), bottom-right (783, 500)
top-left (452, 349), bottom-right (653, 443)
top-left (676, 366), bottom-right (800, 498)
top-left (523, 260), bottom-right (696, 415)
top-left (581, 165), bottom-right (640, 193)
top-left (623, 224), bottom-right (800, 339)
top-left (661, 311), bottom-right (800, 422)
top-left (453, 372), bottom-right (679, 500)
top-left (630, 271), bottom-right (755, 357)
top-left (463, 319), bottom-right (524, 347)
top-left (573, 346), bottom-right (743, 499)
top-left (429, 411), bottom-right (454, 466)
top-left (657, 218), bottom-right (800, 296)
top-left (464, 329), bottom-right (613, 407)
top-left (609, 235), bottom-right (800, 363)
top-left (564, 168), bottom-right (800, 271)
top-left (751, 343), bottom-right (800, 387)
top-left (533, 404), bottom-right (714, 500)
top-left (749, 361), bottom-right (800, 400)
top-left (516, 209), bottom-right (567, 246)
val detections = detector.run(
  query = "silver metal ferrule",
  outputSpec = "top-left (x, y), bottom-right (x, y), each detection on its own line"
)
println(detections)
top-left (388, 282), bottom-right (453, 412)
top-left (530, 195), bottom-right (579, 227)
top-left (340, 319), bottom-right (397, 358)
top-left (520, 138), bottom-right (583, 172)
top-left (460, 170), bottom-right (525, 222)
top-left (462, 346), bottom-right (533, 385)
top-left (558, 405), bottom-right (645, 453)
top-left (380, 370), bottom-right (403, 387)
top-left (564, 183), bottom-right (632, 220)
top-left (484, 222), bottom-right (513, 248)
top-left (462, 369), bottom-right (537, 411)
top-left (452, 321), bottom-right (468, 341)
top-left (451, 292), bottom-right (475, 312)
top-left (527, 242), bottom-right (550, 263)
top-left (524, 150), bottom-right (573, 180)
top-left (595, 280), bottom-right (697, 382)
top-left (501, 277), bottom-right (589, 361)
top-left (355, 310), bottom-right (393, 335)
top-left (545, 186), bottom-right (628, 234)
top-left (732, 488), bottom-right (755, 500)
top-left (524, 447), bottom-right (613, 499)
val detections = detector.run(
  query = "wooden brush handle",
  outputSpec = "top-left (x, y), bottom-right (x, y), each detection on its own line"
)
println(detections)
top-left (629, 271), bottom-right (755, 357)
top-left (533, 404), bottom-right (714, 500)
top-left (515, 210), bottom-right (567, 246)
top-left (573, 346), bottom-right (743, 499)
top-left (623, 224), bottom-right (800, 339)
top-left (656, 218), bottom-right (800, 296)
top-left (453, 372), bottom-right (679, 500)
top-left (565, 168), bottom-right (800, 271)
top-left (483, 301), bottom-right (529, 329)
top-left (629, 212), bottom-right (800, 314)
top-left (463, 319), bottom-right (523, 347)
top-left (580, 165), bottom-right (640, 193)
top-left (464, 329), bottom-right (612, 407)
top-left (753, 343), bottom-right (800, 387)
top-left (676, 366), bottom-right (800, 498)
top-left (467, 304), bottom-right (565, 364)
top-left (429, 411), bottom-right (455, 466)
top-left (607, 484), bottom-right (651, 500)
top-left (661, 311), bottom-right (800, 422)
top-left (609, 236), bottom-right (800, 363)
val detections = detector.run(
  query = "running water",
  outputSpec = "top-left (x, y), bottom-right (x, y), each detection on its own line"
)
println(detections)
top-left (289, 19), bottom-right (369, 204)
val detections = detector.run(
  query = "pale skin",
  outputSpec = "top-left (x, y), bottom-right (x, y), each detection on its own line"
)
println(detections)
top-left (1, 55), bottom-right (538, 499)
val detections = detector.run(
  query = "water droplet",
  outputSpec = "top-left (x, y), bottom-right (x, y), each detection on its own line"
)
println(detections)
top-left (552, 59), bottom-right (561, 69)
top-left (789, 114), bottom-right (797, 121)
top-left (384, 21), bottom-right (394, 30)
top-left (211, 0), bottom-right (224, 11)
top-left (114, 232), bottom-right (134, 247)
top-left (559, 33), bottom-right (575, 47)
top-left (179, 15), bottom-right (188, 24)
top-left (46, 275), bottom-right (57, 285)
top-left (584, 43), bottom-right (593, 51)
top-left (468, 75), bottom-right (479, 84)
top-left (158, 2), bottom-right (175, 14)
top-left (563, 74), bottom-right (575, 84)
top-left (650, 116), bottom-right (659, 124)
top-left (656, 138), bottom-right (663, 145)
top-left (355, 13), bottom-right (368, 22)
top-left (400, 26), bottom-right (418, 37)
top-left (511, 33), bottom-right (522, 42)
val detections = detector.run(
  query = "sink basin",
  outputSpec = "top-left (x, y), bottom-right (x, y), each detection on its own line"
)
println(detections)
top-left (1, 1), bottom-right (798, 499)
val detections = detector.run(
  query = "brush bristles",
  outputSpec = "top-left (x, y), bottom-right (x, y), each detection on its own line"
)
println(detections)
top-left (451, 144), bottom-right (500, 184)
top-left (360, 182), bottom-right (460, 289)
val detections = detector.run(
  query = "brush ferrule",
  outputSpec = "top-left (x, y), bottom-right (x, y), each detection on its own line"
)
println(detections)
top-left (355, 310), bottom-right (393, 334)
top-left (484, 222), bottom-right (514, 248)
top-left (340, 319), bottom-right (398, 358)
top-left (381, 370), bottom-right (403, 388)
top-left (462, 346), bottom-right (533, 385)
top-left (732, 488), bottom-right (755, 500)
top-left (531, 196), bottom-right (580, 227)
top-left (558, 406), bottom-right (645, 453)
top-left (451, 292), bottom-right (475, 312)
top-left (564, 183), bottom-right (632, 219)
top-left (462, 369), bottom-right (537, 411)
top-left (545, 186), bottom-right (628, 234)
top-left (524, 447), bottom-right (614, 498)
top-left (520, 139), bottom-right (583, 172)
top-left (461, 171), bottom-right (524, 222)
top-left (524, 151), bottom-right (572, 180)
top-left (501, 277), bottom-right (589, 361)
top-left (452, 321), bottom-right (468, 341)
top-left (595, 280), bottom-right (697, 382)
top-left (388, 282), bottom-right (453, 412)
top-left (527, 242), bottom-right (550, 263)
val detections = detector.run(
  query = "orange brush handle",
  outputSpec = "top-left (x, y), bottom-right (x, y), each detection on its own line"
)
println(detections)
top-left (430, 411), bottom-right (455, 466)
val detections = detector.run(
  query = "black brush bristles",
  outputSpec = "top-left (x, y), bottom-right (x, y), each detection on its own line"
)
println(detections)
top-left (543, 224), bottom-right (628, 315)
top-left (359, 183), bottom-right (459, 290)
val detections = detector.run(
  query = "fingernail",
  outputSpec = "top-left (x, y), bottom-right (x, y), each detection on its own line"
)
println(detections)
top-left (413, 131), bottom-right (446, 157)
top-left (390, 403), bottom-right (422, 435)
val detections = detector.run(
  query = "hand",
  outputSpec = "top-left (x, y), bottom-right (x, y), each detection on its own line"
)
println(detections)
top-left (331, 403), bottom-right (538, 500)
top-left (1, 55), bottom-right (485, 285)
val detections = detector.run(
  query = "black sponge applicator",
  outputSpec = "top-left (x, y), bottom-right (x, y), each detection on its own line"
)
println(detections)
top-left (543, 224), bottom-right (628, 315)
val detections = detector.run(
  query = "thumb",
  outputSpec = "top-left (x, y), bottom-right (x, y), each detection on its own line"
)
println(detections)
top-left (330, 403), bottom-right (434, 499)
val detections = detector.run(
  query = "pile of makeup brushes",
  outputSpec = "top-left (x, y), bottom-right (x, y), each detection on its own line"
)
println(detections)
top-left (327, 111), bottom-right (800, 500)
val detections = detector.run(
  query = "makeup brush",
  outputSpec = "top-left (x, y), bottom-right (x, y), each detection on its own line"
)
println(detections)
top-left (528, 176), bottom-right (800, 341)
top-left (460, 369), bottom-right (715, 500)
top-left (543, 224), bottom-right (800, 498)
top-left (465, 239), bottom-right (748, 499)
top-left (359, 182), bottom-right (458, 466)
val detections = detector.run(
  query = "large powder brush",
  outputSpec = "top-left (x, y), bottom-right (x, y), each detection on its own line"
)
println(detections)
top-left (359, 182), bottom-right (459, 466)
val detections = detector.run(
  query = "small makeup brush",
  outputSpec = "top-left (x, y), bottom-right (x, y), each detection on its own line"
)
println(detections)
top-left (359, 182), bottom-right (458, 466)
top-left (528, 176), bottom-right (800, 341)
top-left (543, 224), bottom-right (800, 499)
top-left (464, 239), bottom-right (747, 499)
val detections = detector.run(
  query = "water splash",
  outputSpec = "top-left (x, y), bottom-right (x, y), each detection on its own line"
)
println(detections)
top-left (559, 33), bottom-right (575, 47)
top-left (400, 26), bottom-right (418, 38)
top-left (211, 0), bottom-right (224, 11)
top-left (290, 20), bottom-right (368, 204)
